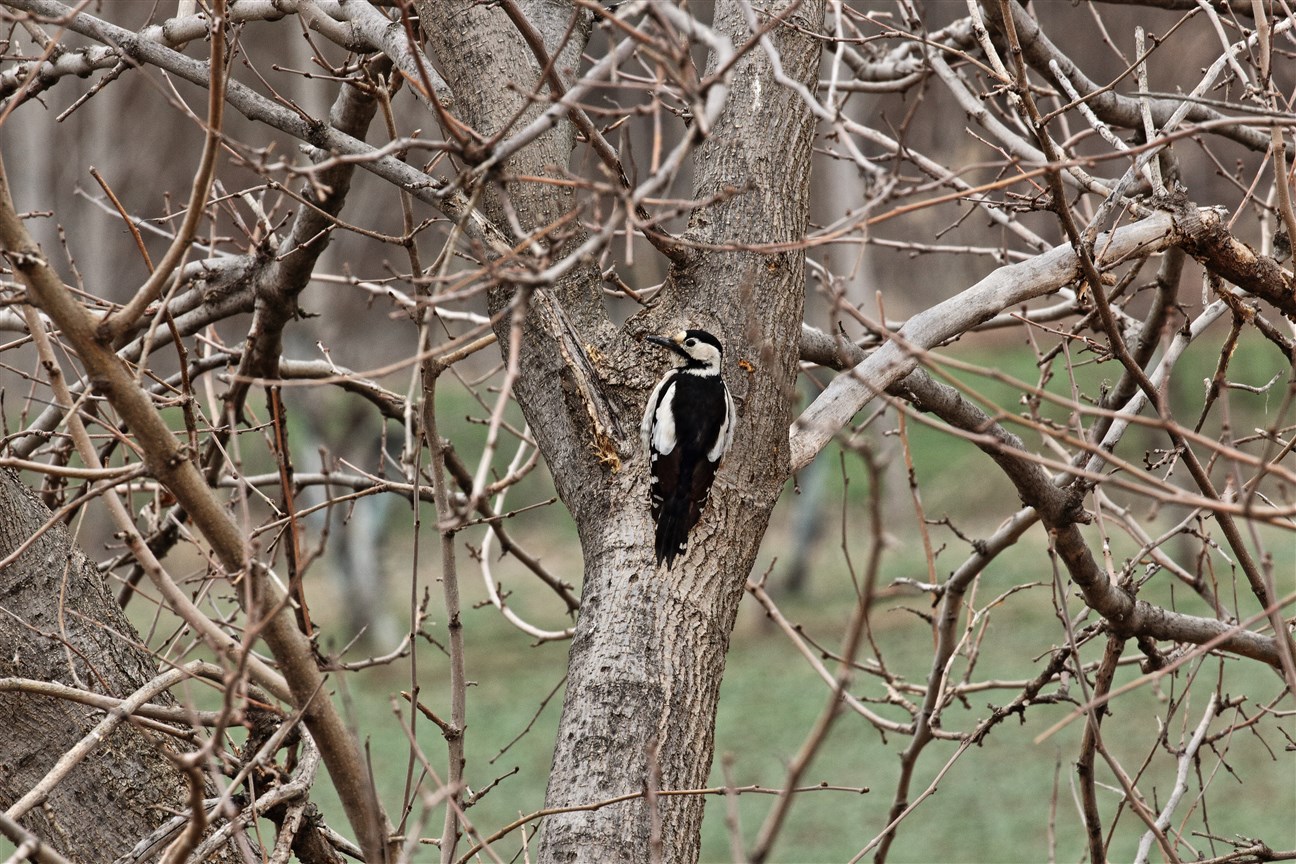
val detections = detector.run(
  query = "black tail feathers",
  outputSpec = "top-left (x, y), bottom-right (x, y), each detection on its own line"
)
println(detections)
top-left (655, 490), bottom-right (690, 567)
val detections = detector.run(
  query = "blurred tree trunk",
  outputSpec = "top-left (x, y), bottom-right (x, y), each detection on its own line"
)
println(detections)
top-left (419, 2), bottom-right (822, 860)
top-left (0, 470), bottom-right (245, 863)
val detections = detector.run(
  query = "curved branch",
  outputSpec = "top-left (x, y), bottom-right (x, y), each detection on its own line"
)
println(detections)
top-left (800, 315), bottom-right (1291, 668)
top-left (0, 147), bottom-right (393, 864)
top-left (897, 369), bottom-right (1286, 667)
top-left (96, 0), bottom-right (226, 342)
top-left (6, 0), bottom-right (511, 254)
top-left (790, 208), bottom-right (1191, 470)
top-left (988, 0), bottom-right (1280, 157)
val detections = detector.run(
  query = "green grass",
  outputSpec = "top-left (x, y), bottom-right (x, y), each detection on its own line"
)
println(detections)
top-left (4, 332), bottom-right (1294, 863)
top-left (705, 559), bottom-right (1295, 863)
top-left (281, 510), bottom-right (1292, 863)
top-left (282, 410), bottom-right (1293, 863)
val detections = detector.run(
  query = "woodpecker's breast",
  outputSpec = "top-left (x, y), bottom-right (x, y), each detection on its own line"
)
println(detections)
top-left (662, 373), bottom-right (731, 461)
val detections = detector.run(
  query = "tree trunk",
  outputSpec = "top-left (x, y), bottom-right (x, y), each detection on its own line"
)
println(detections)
top-left (0, 470), bottom-right (244, 863)
top-left (540, 3), bottom-right (823, 859)
top-left (420, 2), bottom-right (823, 860)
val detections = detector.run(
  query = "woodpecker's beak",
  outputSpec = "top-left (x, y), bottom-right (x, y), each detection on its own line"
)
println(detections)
top-left (646, 331), bottom-right (689, 359)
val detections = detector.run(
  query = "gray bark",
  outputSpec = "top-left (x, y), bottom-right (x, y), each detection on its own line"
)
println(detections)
top-left (419, 2), bottom-right (823, 860)
top-left (0, 470), bottom-right (244, 863)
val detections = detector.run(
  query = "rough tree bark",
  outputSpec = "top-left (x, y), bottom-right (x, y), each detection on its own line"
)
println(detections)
top-left (0, 471), bottom-right (245, 863)
top-left (9, 1), bottom-right (1288, 861)
top-left (419, 1), bottom-right (823, 860)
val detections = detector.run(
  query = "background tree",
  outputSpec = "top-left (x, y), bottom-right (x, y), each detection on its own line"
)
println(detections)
top-left (1, 1), bottom-right (1293, 863)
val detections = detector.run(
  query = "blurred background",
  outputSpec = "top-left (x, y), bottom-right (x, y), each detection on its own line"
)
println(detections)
top-left (2, 1), bottom-right (1294, 860)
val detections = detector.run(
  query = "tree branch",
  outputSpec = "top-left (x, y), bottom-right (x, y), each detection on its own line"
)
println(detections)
top-left (791, 209), bottom-right (1191, 470)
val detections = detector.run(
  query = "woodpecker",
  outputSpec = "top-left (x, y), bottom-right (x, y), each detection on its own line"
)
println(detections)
top-left (640, 329), bottom-right (736, 568)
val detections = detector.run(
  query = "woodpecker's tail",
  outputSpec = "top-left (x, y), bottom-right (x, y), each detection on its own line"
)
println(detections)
top-left (655, 487), bottom-right (691, 567)
top-left (653, 455), bottom-right (721, 568)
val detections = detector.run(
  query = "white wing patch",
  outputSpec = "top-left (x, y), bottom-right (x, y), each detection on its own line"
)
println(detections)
top-left (651, 383), bottom-right (678, 456)
top-left (707, 383), bottom-right (736, 462)
top-left (640, 373), bottom-right (673, 456)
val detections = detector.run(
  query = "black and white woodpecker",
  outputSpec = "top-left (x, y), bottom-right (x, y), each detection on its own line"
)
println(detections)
top-left (640, 329), bottom-right (736, 568)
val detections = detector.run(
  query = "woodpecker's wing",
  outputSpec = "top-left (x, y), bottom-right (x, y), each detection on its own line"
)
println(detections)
top-left (640, 370), bottom-right (678, 457)
top-left (685, 455), bottom-right (719, 529)
top-left (707, 382), bottom-right (736, 463)
top-left (643, 372), bottom-right (680, 523)
top-left (649, 440), bottom-right (681, 524)
top-left (653, 437), bottom-right (718, 566)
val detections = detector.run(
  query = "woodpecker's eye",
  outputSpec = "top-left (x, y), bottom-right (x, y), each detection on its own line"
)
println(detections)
top-left (685, 339), bottom-right (697, 347)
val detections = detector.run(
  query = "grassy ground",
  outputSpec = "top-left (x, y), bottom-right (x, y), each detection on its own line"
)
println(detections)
top-left (294, 508), bottom-right (1293, 863)
top-left (307, 329), bottom-right (1295, 862)
top-left (292, 361), bottom-right (1295, 862)
top-left (4, 332), bottom-right (1293, 862)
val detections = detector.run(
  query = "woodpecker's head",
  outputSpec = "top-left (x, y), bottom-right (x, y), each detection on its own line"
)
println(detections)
top-left (646, 329), bottom-right (724, 375)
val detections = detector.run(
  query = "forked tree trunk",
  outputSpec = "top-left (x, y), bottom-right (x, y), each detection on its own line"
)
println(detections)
top-left (418, 2), bottom-right (823, 860)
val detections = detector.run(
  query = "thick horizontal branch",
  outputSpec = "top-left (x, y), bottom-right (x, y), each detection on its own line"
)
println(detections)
top-left (992, 0), bottom-right (1277, 157)
top-left (0, 673), bottom-right (226, 727)
top-left (0, 0), bottom-right (441, 102)
top-left (789, 208), bottom-right (1190, 470)
top-left (1177, 211), bottom-right (1296, 320)
top-left (5, 0), bottom-right (509, 253)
